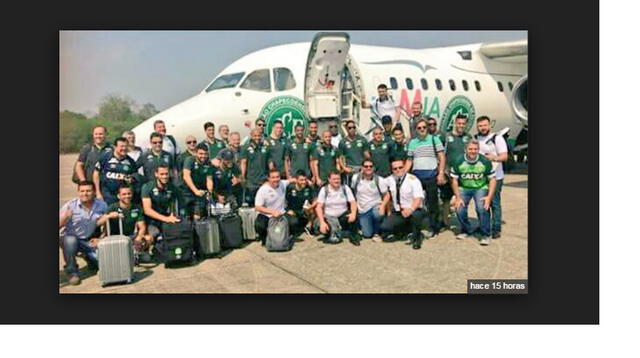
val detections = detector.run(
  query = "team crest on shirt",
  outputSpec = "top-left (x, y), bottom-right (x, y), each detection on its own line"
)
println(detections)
top-left (448, 135), bottom-right (454, 143)
top-left (291, 190), bottom-right (297, 196)
top-left (248, 147), bottom-right (254, 154)
top-left (357, 142), bottom-right (363, 147)
top-left (110, 164), bottom-right (116, 169)
top-left (319, 149), bottom-right (325, 156)
top-left (270, 140), bottom-right (276, 146)
top-left (303, 143), bottom-right (308, 149)
top-left (164, 157), bottom-right (169, 163)
top-left (131, 211), bottom-right (138, 218)
top-left (463, 136), bottom-right (469, 143)
top-left (346, 143), bottom-right (351, 149)
top-left (261, 147), bottom-right (267, 153)
top-left (152, 188), bottom-right (159, 195)
top-left (147, 155), bottom-right (154, 160)
top-left (292, 143), bottom-right (297, 150)
top-left (370, 144), bottom-right (375, 150)
top-left (123, 165), bottom-right (129, 171)
top-left (382, 143), bottom-right (387, 149)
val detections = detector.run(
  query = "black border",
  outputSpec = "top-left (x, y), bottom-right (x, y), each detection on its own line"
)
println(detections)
top-left (4, 0), bottom-right (597, 324)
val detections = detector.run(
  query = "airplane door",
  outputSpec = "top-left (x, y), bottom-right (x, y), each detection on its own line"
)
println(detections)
top-left (304, 32), bottom-right (350, 120)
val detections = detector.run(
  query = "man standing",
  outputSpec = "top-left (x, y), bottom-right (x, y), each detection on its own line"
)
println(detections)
top-left (475, 116), bottom-right (508, 239)
top-left (306, 120), bottom-right (321, 147)
top-left (74, 125), bottom-right (112, 183)
top-left (122, 130), bottom-right (143, 163)
top-left (408, 101), bottom-right (424, 139)
top-left (368, 127), bottom-right (392, 178)
top-left (380, 159), bottom-right (427, 250)
top-left (328, 119), bottom-right (342, 148)
top-left (285, 170), bottom-right (317, 238)
top-left (351, 159), bottom-right (390, 242)
top-left (182, 143), bottom-right (214, 219)
top-left (338, 120), bottom-right (369, 186)
top-left (311, 130), bottom-right (341, 187)
top-left (254, 170), bottom-right (293, 245)
top-left (219, 124), bottom-right (230, 145)
top-left (98, 184), bottom-right (153, 262)
top-left (361, 84), bottom-right (401, 126)
top-left (241, 118), bottom-right (268, 146)
top-left (404, 118), bottom-right (446, 237)
top-left (151, 120), bottom-right (180, 160)
top-left (227, 131), bottom-right (242, 164)
top-left (286, 124), bottom-right (313, 179)
top-left (200, 122), bottom-right (227, 164)
top-left (59, 181), bottom-right (108, 285)
top-left (267, 120), bottom-right (291, 178)
top-left (450, 140), bottom-right (497, 245)
top-left (381, 116), bottom-right (395, 143)
top-left (212, 148), bottom-right (242, 207)
top-left (440, 114), bottom-right (473, 230)
top-left (93, 137), bottom-right (137, 205)
top-left (136, 132), bottom-right (175, 182)
top-left (141, 165), bottom-right (183, 239)
top-left (316, 171), bottom-right (359, 246)
top-left (176, 135), bottom-right (198, 173)
top-left (389, 127), bottom-right (408, 162)
top-left (240, 128), bottom-right (271, 206)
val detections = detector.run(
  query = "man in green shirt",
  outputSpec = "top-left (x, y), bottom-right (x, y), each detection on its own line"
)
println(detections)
top-left (286, 124), bottom-right (313, 178)
top-left (286, 170), bottom-right (318, 238)
top-left (311, 130), bottom-right (341, 187)
top-left (267, 120), bottom-right (291, 178)
top-left (389, 127), bottom-right (408, 162)
top-left (141, 165), bottom-right (183, 239)
top-left (240, 128), bottom-right (271, 206)
top-left (200, 122), bottom-right (226, 163)
top-left (440, 114), bottom-right (473, 230)
top-left (305, 120), bottom-right (321, 147)
top-left (176, 135), bottom-right (198, 173)
top-left (450, 139), bottom-right (496, 246)
top-left (381, 116), bottom-right (394, 143)
top-left (368, 127), bottom-right (392, 177)
top-left (74, 125), bottom-right (112, 184)
top-left (338, 120), bottom-right (369, 185)
top-left (212, 148), bottom-right (242, 208)
top-left (182, 143), bottom-right (214, 218)
top-left (97, 184), bottom-right (153, 262)
top-left (136, 132), bottom-right (176, 182)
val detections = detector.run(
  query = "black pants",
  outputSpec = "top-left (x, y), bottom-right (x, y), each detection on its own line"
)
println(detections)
top-left (255, 213), bottom-right (297, 244)
top-left (314, 212), bottom-right (358, 239)
top-left (380, 209), bottom-right (426, 239)
top-left (287, 214), bottom-right (308, 237)
top-left (418, 176), bottom-right (441, 232)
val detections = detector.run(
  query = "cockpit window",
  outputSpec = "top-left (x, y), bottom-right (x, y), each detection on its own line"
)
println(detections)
top-left (273, 68), bottom-right (296, 91)
top-left (205, 72), bottom-right (245, 92)
top-left (240, 69), bottom-right (271, 92)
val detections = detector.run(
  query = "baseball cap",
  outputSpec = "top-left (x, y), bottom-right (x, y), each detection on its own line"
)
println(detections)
top-left (381, 115), bottom-right (393, 124)
top-left (218, 148), bottom-right (234, 161)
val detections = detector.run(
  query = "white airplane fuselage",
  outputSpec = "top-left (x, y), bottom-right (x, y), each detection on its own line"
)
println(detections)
top-left (132, 40), bottom-right (527, 150)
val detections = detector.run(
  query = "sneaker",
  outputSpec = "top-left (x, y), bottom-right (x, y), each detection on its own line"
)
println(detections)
top-left (382, 234), bottom-right (395, 243)
top-left (479, 237), bottom-right (491, 246)
top-left (492, 232), bottom-right (501, 239)
top-left (456, 233), bottom-right (468, 240)
top-left (138, 251), bottom-right (153, 264)
top-left (421, 230), bottom-right (435, 239)
top-left (68, 274), bottom-right (81, 286)
top-left (372, 234), bottom-right (383, 243)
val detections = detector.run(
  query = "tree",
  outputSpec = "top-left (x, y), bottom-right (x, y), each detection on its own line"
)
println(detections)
top-left (98, 94), bottom-right (136, 122)
top-left (137, 102), bottom-right (159, 120)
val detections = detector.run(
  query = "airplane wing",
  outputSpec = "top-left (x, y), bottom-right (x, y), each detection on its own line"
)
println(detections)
top-left (479, 40), bottom-right (527, 61)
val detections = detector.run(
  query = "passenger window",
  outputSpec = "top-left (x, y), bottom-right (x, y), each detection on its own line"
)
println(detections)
top-left (421, 78), bottom-right (428, 90)
top-left (508, 81), bottom-right (513, 91)
top-left (273, 68), bottom-right (296, 91)
top-left (436, 79), bottom-right (442, 91)
top-left (240, 69), bottom-right (271, 92)
top-left (406, 78), bottom-right (414, 90)
top-left (475, 80), bottom-right (481, 91)
top-left (462, 80), bottom-right (469, 91)
top-left (390, 77), bottom-right (398, 89)
top-left (497, 81), bottom-right (504, 92)
top-left (449, 79), bottom-right (456, 91)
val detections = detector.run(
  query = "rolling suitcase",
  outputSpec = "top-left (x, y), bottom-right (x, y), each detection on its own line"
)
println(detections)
top-left (219, 214), bottom-right (244, 249)
top-left (239, 205), bottom-right (258, 241)
top-left (266, 216), bottom-right (292, 252)
top-left (194, 196), bottom-right (222, 258)
top-left (98, 216), bottom-right (134, 287)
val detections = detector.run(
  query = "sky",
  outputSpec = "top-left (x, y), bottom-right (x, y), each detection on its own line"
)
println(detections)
top-left (59, 30), bottom-right (527, 114)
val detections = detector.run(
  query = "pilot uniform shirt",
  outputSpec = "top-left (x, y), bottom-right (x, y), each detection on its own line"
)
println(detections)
top-left (310, 143), bottom-right (340, 182)
top-left (240, 141), bottom-right (270, 189)
top-left (317, 185), bottom-right (355, 218)
top-left (182, 156), bottom-right (214, 191)
top-left (368, 140), bottom-right (392, 177)
top-left (94, 152), bottom-right (137, 196)
top-left (285, 183), bottom-right (316, 217)
top-left (475, 133), bottom-right (508, 180)
top-left (386, 173), bottom-right (425, 212)
top-left (200, 137), bottom-right (227, 161)
top-left (339, 135), bottom-right (368, 168)
top-left (106, 203), bottom-right (144, 237)
top-left (286, 138), bottom-right (313, 177)
top-left (254, 180), bottom-right (289, 218)
top-left (267, 135), bottom-right (291, 174)
top-left (351, 173), bottom-right (389, 213)
top-left (450, 154), bottom-right (495, 191)
top-left (136, 149), bottom-right (174, 181)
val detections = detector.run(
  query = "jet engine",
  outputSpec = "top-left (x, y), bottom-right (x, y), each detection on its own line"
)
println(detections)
top-left (511, 75), bottom-right (528, 128)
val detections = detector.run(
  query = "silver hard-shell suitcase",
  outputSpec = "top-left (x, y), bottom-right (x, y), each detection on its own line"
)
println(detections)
top-left (98, 216), bottom-right (134, 287)
top-left (239, 205), bottom-right (258, 241)
top-left (195, 196), bottom-right (222, 257)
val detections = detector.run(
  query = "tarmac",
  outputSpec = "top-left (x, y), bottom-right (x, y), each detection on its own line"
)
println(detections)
top-left (58, 153), bottom-right (528, 294)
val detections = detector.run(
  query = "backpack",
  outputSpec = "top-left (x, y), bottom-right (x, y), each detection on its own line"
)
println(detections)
top-left (321, 184), bottom-right (349, 212)
top-left (350, 173), bottom-right (383, 198)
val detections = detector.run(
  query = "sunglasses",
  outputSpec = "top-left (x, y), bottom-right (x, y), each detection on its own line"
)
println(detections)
top-left (392, 167), bottom-right (404, 171)
top-left (427, 123), bottom-right (437, 126)
top-left (416, 126), bottom-right (426, 130)
top-left (362, 165), bottom-right (373, 168)
top-left (329, 125), bottom-right (337, 128)
top-left (186, 141), bottom-right (197, 144)
top-left (347, 126), bottom-right (356, 130)
top-left (151, 141), bottom-right (162, 144)
top-left (256, 123), bottom-right (265, 127)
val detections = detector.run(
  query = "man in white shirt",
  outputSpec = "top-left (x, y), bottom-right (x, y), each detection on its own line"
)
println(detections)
top-left (328, 119), bottom-right (343, 148)
top-left (254, 169), bottom-right (291, 245)
top-left (361, 84), bottom-right (401, 125)
top-left (380, 159), bottom-right (427, 250)
top-left (350, 159), bottom-right (390, 242)
top-left (315, 170), bottom-right (359, 245)
top-left (474, 116), bottom-right (508, 239)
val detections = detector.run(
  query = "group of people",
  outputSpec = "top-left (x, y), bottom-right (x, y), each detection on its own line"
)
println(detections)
top-left (59, 84), bottom-right (509, 286)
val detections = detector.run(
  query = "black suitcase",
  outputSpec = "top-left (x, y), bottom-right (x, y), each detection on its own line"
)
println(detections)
top-left (155, 219), bottom-right (195, 267)
top-left (219, 215), bottom-right (244, 249)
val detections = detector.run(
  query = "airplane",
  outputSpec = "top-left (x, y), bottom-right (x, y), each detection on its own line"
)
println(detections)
top-left (131, 32), bottom-right (527, 152)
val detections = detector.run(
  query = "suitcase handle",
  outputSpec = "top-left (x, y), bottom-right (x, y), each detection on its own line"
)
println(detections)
top-left (105, 214), bottom-right (124, 236)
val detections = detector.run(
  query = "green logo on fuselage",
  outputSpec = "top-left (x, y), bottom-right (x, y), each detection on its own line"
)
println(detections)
top-left (259, 96), bottom-right (308, 136)
top-left (441, 95), bottom-right (476, 133)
